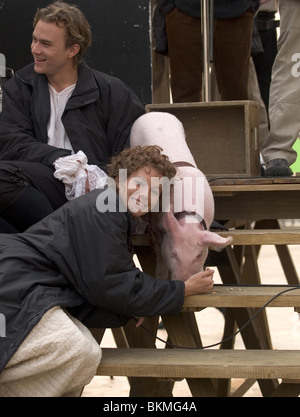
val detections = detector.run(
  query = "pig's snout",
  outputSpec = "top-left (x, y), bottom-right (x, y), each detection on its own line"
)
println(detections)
top-left (161, 230), bottom-right (232, 282)
top-left (166, 245), bottom-right (207, 282)
top-left (170, 262), bottom-right (205, 282)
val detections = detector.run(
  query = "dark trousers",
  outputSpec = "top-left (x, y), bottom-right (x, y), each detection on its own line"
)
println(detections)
top-left (253, 28), bottom-right (278, 113)
top-left (0, 161), bottom-right (67, 232)
top-left (165, 7), bottom-right (254, 102)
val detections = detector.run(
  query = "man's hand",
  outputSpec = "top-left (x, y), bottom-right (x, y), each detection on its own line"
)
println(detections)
top-left (184, 268), bottom-right (214, 296)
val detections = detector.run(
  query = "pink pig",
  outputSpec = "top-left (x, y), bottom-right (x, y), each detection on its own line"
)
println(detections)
top-left (130, 112), bottom-right (231, 281)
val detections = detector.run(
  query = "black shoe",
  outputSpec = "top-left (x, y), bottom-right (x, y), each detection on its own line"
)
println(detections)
top-left (264, 158), bottom-right (293, 177)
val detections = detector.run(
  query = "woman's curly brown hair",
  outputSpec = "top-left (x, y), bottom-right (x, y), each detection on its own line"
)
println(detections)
top-left (107, 145), bottom-right (176, 180)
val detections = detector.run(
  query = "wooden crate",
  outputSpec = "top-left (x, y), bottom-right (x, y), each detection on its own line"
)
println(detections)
top-left (146, 101), bottom-right (260, 178)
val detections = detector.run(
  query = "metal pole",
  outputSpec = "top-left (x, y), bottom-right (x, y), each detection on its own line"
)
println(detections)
top-left (201, 0), bottom-right (212, 102)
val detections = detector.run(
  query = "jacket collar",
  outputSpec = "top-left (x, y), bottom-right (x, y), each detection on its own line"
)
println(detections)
top-left (16, 61), bottom-right (99, 108)
top-left (66, 61), bottom-right (100, 110)
top-left (15, 61), bottom-right (100, 142)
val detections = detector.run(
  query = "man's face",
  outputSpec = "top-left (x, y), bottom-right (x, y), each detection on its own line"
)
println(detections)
top-left (31, 19), bottom-right (76, 77)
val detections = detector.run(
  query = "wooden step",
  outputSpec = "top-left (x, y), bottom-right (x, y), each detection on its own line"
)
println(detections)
top-left (182, 285), bottom-right (300, 311)
top-left (132, 229), bottom-right (300, 247)
top-left (97, 348), bottom-right (300, 380)
top-left (218, 229), bottom-right (300, 245)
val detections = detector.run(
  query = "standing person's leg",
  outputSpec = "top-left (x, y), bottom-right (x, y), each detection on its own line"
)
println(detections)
top-left (253, 13), bottom-right (278, 113)
top-left (262, 0), bottom-right (300, 176)
top-left (165, 6), bottom-right (203, 103)
top-left (0, 306), bottom-right (102, 397)
top-left (213, 9), bottom-right (254, 100)
top-left (0, 161), bottom-right (67, 232)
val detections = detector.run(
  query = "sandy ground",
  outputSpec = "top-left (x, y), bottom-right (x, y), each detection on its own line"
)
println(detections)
top-left (82, 241), bottom-right (300, 398)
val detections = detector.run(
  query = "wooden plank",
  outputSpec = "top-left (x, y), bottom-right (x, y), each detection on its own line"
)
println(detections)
top-left (220, 177), bottom-right (300, 184)
top-left (97, 348), bottom-right (300, 380)
top-left (210, 177), bottom-right (300, 193)
top-left (213, 190), bottom-right (300, 221)
top-left (211, 184), bottom-right (300, 193)
top-left (210, 177), bottom-right (300, 186)
top-left (182, 285), bottom-right (300, 311)
top-left (133, 229), bottom-right (300, 247)
top-left (218, 229), bottom-right (300, 245)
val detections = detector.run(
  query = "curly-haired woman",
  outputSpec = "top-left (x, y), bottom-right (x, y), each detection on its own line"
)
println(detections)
top-left (0, 146), bottom-right (214, 397)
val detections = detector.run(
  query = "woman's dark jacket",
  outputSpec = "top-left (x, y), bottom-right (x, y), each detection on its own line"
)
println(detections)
top-left (0, 62), bottom-right (145, 171)
top-left (0, 189), bottom-right (185, 372)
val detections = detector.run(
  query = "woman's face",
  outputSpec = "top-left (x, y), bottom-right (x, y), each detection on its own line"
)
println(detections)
top-left (119, 167), bottom-right (163, 216)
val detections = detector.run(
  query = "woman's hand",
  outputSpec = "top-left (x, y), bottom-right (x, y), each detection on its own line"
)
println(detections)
top-left (184, 268), bottom-right (215, 296)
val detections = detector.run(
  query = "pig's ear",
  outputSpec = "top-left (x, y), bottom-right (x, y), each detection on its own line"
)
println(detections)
top-left (162, 210), bottom-right (181, 233)
top-left (200, 230), bottom-right (232, 251)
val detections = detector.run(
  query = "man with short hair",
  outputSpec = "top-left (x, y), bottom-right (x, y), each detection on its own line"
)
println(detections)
top-left (0, 1), bottom-right (145, 232)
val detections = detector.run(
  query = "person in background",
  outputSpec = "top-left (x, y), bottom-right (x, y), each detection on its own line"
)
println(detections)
top-left (156, 0), bottom-right (260, 103)
top-left (262, 0), bottom-right (300, 177)
top-left (253, 0), bottom-right (279, 115)
top-left (0, 145), bottom-right (215, 397)
top-left (0, 1), bottom-right (145, 233)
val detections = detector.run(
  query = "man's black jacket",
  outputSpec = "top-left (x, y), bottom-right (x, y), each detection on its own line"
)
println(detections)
top-left (0, 62), bottom-right (145, 171)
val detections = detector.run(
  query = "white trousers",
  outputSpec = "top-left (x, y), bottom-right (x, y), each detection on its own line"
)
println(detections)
top-left (261, 0), bottom-right (300, 165)
top-left (0, 306), bottom-right (102, 397)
